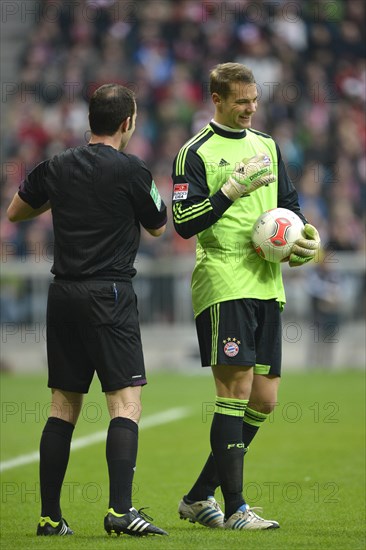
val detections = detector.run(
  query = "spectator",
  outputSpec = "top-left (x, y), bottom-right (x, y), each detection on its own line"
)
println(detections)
top-left (1, 0), bottom-right (365, 259)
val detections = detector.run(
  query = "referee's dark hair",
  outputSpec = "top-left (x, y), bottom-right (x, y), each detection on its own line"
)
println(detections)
top-left (89, 84), bottom-right (136, 136)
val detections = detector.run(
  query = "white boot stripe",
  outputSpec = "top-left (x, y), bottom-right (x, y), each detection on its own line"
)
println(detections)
top-left (58, 522), bottom-right (68, 535)
top-left (129, 518), bottom-right (150, 531)
top-left (128, 518), bottom-right (140, 528)
top-left (134, 520), bottom-right (147, 531)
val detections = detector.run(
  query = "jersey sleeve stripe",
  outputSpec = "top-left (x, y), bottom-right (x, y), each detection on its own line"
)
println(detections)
top-left (175, 127), bottom-right (212, 176)
top-left (173, 200), bottom-right (213, 223)
top-left (173, 199), bottom-right (212, 218)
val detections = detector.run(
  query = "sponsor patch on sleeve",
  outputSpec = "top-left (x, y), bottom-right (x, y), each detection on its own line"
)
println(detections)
top-left (150, 180), bottom-right (162, 211)
top-left (173, 183), bottom-right (189, 201)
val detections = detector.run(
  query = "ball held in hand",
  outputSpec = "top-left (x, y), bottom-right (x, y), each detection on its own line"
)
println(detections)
top-left (251, 208), bottom-right (305, 263)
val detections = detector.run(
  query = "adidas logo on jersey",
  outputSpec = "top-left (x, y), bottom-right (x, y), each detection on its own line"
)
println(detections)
top-left (218, 158), bottom-right (230, 166)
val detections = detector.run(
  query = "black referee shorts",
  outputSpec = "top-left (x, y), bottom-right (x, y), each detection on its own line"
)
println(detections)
top-left (195, 298), bottom-right (282, 376)
top-left (46, 280), bottom-right (146, 393)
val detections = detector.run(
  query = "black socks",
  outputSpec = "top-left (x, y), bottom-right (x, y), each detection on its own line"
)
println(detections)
top-left (106, 416), bottom-right (138, 514)
top-left (39, 417), bottom-right (74, 521)
top-left (209, 397), bottom-right (248, 518)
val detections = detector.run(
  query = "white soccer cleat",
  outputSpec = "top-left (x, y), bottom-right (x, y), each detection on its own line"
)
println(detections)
top-left (224, 504), bottom-right (280, 530)
top-left (178, 496), bottom-right (224, 528)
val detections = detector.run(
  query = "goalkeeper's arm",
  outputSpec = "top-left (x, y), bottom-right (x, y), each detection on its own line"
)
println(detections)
top-left (173, 151), bottom-right (275, 239)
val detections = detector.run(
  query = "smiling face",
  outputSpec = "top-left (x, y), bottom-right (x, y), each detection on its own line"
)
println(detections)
top-left (212, 81), bottom-right (258, 130)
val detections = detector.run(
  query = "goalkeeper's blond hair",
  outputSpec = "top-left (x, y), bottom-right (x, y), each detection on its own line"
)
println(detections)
top-left (210, 63), bottom-right (255, 99)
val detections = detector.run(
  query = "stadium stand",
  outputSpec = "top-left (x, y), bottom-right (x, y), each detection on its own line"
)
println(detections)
top-left (0, 1), bottom-right (365, 370)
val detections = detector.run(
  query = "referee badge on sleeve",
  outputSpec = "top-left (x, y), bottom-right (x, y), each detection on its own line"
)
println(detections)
top-left (150, 180), bottom-right (162, 210)
top-left (173, 183), bottom-right (189, 201)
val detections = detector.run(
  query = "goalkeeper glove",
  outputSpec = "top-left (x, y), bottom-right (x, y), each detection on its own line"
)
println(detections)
top-left (221, 153), bottom-right (276, 201)
top-left (289, 223), bottom-right (321, 267)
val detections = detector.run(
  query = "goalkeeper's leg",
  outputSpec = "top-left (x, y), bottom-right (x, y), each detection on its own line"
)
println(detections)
top-left (183, 373), bottom-right (279, 517)
top-left (208, 365), bottom-right (253, 520)
top-left (244, 374), bottom-right (280, 439)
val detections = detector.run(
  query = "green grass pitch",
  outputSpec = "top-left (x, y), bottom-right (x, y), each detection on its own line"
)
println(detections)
top-left (1, 369), bottom-right (365, 549)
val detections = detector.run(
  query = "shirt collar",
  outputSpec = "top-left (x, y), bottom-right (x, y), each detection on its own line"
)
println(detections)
top-left (210, 120), bottom-right (247, 139)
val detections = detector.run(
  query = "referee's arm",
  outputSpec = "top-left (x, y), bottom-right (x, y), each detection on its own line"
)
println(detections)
top-left (129, 156), bottom-right (167, 237)
top-left (7, 161), bottom-right (50, 222)
top-left (7, 193), bottom-right (50, 222)
top-left (145, 225), bottom-right (166, 237)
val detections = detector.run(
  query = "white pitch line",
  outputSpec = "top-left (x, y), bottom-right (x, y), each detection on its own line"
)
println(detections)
top-left (0, 406), bottom-right (191, 473)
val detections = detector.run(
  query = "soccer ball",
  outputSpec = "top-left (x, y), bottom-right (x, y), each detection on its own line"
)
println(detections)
top-left (251, 208), bottom-right (305, 263)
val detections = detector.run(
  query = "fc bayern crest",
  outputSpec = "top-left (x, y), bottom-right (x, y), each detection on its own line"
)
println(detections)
top-left (223, 337), bottom-right (240, 357)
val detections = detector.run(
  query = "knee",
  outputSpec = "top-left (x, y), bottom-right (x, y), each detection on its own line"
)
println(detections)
top-left (106, 386), bottom-right (142, 422)
top-left (110, 401), bottom-right (142, 422)
top-left (248, 399), bottom-right (277, 415)
top-left (213, 366), bottom-right (254, 400)
top-left (259, 401), bottom-right (277, 415)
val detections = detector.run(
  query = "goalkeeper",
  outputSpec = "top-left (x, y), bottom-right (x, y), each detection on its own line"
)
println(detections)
top-left (172, 62), bottom-right (320, 531)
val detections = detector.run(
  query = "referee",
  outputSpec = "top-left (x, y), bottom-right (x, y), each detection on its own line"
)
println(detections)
top-left (172, 63), bottom-right (320, 530)
top-left (7, 84), bottom-right (168, 537)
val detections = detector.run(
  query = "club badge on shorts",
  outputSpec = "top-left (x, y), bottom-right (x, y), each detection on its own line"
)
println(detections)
top-left (223, 337), bottom-right (240, 357)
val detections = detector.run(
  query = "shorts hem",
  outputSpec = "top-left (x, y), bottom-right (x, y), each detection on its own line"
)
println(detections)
top-left (201, 361), bottom-right (254, 368)
top-left (48, 382), bottom-right (90, 394)
top-left (101, 379), bottom-right (147, 392)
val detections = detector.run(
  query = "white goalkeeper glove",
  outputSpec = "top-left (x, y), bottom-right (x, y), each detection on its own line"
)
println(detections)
top-left (221, 153), bottom-right (276, 201)
top-left (289, 223), bottom-right (321, 267)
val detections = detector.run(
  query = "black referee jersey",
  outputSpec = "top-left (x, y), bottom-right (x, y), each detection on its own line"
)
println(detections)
top-left (18, 144), bottom-right (167, 280)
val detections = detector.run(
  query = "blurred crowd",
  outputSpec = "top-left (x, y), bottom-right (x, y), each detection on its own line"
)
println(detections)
top-left (1, 0), bottom-right (365, 260)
